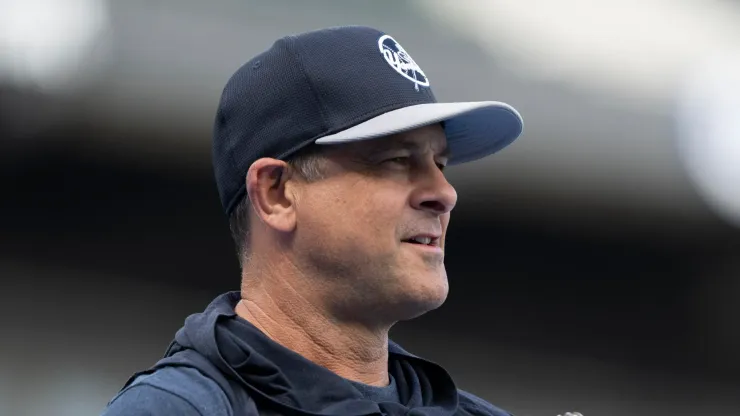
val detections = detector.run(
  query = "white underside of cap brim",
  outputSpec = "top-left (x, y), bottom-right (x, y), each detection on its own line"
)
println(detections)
top-left (314, 101), bottom-right (524, 165)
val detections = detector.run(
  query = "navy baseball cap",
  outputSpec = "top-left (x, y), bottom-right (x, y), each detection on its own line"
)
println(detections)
top-left (213, 26), bottom-right (523, 216)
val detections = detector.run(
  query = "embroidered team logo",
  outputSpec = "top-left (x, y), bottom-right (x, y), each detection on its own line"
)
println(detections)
top-left (378, 34), bottom-right (429, 91)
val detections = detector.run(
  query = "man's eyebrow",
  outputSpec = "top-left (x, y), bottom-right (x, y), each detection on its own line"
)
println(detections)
top-left (370, 140), bottom-right (451, 158)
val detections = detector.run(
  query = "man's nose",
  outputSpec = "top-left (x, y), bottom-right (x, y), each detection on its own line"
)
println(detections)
top-left (410, 162), bottom-right (458, 215)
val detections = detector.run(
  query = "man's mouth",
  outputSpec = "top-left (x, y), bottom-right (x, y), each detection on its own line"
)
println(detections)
top-left (402, 235), bottom-right (440, 247)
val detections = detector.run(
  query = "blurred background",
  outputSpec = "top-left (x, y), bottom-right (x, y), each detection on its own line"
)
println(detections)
top-left (1, 1), bottom-right (740, 415)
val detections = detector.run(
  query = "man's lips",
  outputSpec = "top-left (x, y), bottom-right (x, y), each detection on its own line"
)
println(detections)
top-left (402, 234), bottom-right (441, 247)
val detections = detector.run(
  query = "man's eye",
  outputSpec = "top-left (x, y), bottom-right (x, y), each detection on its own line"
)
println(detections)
top-left (385, 157), bottom-right (410, 165)
top-left (436, 163), bottom-right (446, 171)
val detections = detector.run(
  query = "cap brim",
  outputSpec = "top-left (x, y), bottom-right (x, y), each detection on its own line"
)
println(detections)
top-left (314, 101), bottom-right (523, 165)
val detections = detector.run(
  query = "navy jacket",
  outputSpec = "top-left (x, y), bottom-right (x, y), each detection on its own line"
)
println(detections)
top-left (101, 292), bottom-right (511, 416)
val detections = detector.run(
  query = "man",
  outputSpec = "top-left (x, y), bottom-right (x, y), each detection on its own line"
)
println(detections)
top-left (101, 26), bottom-right (523, 416)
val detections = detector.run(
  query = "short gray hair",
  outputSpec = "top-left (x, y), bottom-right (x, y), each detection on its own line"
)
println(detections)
top-left (229, 145), bottom-right (328, 267)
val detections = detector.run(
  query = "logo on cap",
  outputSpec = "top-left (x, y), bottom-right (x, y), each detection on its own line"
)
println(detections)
top-left (378, 34), bottom-right (429, 91)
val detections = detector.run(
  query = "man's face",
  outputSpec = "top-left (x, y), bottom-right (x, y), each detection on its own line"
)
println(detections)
top-left (291, 124), bottom-right (457, 324)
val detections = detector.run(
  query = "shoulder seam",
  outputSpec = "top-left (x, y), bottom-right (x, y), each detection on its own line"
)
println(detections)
top-left (114, 382), bottom-right (206, 416)
top-left (460, 402), bottom-right (512, 416)
top-left (458, 390), bottom-right (513, 416)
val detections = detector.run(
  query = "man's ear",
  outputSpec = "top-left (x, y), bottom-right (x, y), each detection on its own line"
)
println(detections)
top-left (245, 158), bottom-right (297, 233)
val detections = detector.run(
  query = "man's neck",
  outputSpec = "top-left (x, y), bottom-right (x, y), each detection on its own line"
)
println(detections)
top-left (235, 259), bottom-right (391, 387)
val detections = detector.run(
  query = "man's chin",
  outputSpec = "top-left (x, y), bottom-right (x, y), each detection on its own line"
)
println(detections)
top-left (394, 282), bottom-right (449, 321)
top-left (394, 299), bottom-right (447, 322)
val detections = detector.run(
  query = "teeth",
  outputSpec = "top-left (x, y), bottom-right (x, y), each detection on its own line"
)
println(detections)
top-left (413, 237), bottom-right (432, 244)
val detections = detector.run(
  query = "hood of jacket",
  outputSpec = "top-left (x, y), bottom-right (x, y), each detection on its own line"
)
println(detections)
top-left (161, 291), bottom-right (463, 416)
